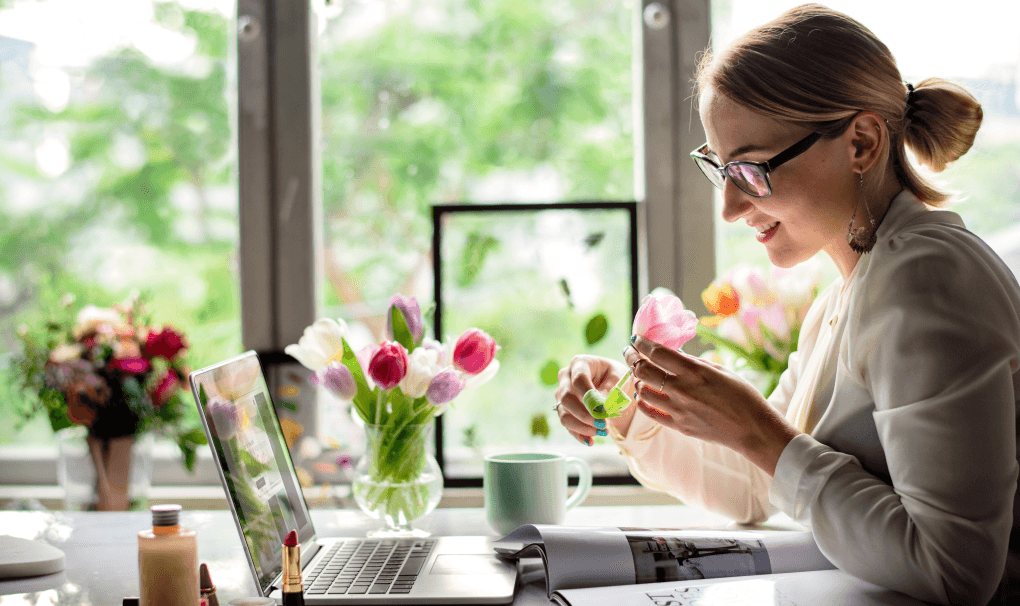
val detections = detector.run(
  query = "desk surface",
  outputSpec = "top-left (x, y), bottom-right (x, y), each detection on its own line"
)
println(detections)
top-left (0, 505), bottom-right (805, 605)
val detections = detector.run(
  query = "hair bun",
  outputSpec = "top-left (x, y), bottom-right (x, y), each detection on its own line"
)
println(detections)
top-left (903, 78), bottom-right (983, 173)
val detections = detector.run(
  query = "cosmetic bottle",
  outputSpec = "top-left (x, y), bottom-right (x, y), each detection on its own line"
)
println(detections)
top-left (138, 504), bottom-right (199, 606)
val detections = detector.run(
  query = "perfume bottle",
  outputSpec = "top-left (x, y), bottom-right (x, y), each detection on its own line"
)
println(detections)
top-left (138, 504), bottom-right (199, 606)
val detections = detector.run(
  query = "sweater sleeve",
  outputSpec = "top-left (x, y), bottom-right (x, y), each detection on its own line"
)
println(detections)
top-left (770, 226), bottom-right (1020, 606)
top-left (609, 343), bottom-right (807, 525)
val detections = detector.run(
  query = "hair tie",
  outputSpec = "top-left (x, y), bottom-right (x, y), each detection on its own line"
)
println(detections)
top-left (904, 82), bottom-right (917, 122)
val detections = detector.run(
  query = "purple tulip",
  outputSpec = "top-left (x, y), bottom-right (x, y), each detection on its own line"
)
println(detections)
top-left (386, 295), bottom-right (424, 344)
top-left (426, 367), bottom-right (465, 407)
top-left (316, 362), bottom-right (357, 400)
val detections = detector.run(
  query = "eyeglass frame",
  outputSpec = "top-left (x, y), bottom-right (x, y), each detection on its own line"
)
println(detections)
top-left (690, 130), bottom-right (824, 198)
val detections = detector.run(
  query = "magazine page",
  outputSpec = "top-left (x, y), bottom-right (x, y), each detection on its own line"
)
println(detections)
top-left (550, 569), bottom-right (931, 606)
top-left (494, 525), bottom-right (637, 592)
top-left (494, 526), bottom-right (833, 597)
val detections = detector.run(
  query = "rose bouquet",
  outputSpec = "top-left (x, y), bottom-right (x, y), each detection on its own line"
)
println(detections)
top-left (698, 261), bottom-right (822, 396)
top-left (285, 294), bottom-right (499, 535)
top-left (10, 294), bottom-right (207, 508)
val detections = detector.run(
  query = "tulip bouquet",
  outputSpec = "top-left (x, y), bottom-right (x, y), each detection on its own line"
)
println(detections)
top-left (285, 295), bottom-right (499, 534)
top-left (698, 261), bottom-right (822, 396)
top-left (584, 290), bottom-right (700, 418)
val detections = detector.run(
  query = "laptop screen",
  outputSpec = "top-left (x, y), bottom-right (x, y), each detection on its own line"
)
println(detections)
top-left (190, 351), bottom-right (314, 592)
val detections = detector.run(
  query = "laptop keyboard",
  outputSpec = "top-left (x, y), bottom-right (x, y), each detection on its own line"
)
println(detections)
top-left (304, 538), bottom-right (436, 596)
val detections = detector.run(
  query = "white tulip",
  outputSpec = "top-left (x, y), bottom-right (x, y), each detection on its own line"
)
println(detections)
top-left (400, 347), bottom-right (444, 398)
top-left (463, 359), bottom-right (500, 390)
top-left (284, 318), bottom-right (351, 372)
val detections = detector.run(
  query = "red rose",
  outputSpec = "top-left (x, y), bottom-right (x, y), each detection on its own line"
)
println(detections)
top-left (367, 342), bottom-right (409, 390)
top-left (109, 356), bottom-right (150, 374)
top-left (150, 371), bottom-right (180, 408)
top-left (145, 326), bottom-right (188, 361)
top-left (452, 328), bottom-right (498, 375)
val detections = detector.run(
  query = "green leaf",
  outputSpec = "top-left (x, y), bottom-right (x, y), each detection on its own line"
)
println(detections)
top-left (584, 313), bottom-right (608, 346)
top-left (278, 400), bottom-right (299, 412)
top-left (539, 360), bottom-right (560, 386)
top-left (530, 412), bottom-right (550, 439)
top-left (457, 231), bottom-right (499, 288)
top-left (389, 304), bottom-right (415, 352)
top-left (341, 337), bottom-right (375, 424)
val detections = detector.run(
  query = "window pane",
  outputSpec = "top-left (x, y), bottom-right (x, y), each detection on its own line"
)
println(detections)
top-left (436, 205), bottom-right (635, 478)
top-left (711, 1), bottom-right (1020, 281)
top-left (315, 0), bottom-right (638, 474)
top-left (0, 0), bottom-right (240, 446)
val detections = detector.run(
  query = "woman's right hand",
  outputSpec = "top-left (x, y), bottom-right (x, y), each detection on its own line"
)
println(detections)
top-left (554, 354), bottom-right (636, 446)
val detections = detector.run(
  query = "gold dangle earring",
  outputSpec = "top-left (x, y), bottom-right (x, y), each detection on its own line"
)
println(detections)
top-left (847, 172), bottom-right (877, 254)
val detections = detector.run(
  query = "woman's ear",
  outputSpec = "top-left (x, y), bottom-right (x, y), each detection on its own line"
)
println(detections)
top-left (847, 111), bottom-right (886, 173)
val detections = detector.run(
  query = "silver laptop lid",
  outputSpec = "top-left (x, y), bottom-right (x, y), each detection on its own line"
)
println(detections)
top-left (190, 351), bottom-right (316, 595)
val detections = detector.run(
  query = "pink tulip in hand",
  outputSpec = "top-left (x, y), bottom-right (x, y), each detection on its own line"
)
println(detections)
top-left (368, 342), bottom-right (409, 390)
top-left (453, 328), bottom-right (498, 375)
top-left (632, 291), bottom-right (699, 350)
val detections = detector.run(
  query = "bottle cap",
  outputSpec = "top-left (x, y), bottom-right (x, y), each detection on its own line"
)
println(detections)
top-left (150, 504), bottom-right (183, 527)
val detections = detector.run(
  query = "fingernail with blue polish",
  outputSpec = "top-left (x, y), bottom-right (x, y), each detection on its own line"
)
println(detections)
top-left (595, 404), bottom-right (605, 413)
top-left (622, 347), bottom-right (629, 357)
top-left (585, 437), bottom-right (593, 447)
top-left (630, 335), bottom-right (637, 343)
top-left (632, 391), bottom-right (638, 399)
top-left (596, 429), bottom-right (607, 437)
top-left (594, 420), bottom-right (606, 429)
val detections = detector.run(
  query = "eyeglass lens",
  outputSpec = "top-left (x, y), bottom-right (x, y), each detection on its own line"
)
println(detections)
top-left (694, 155), bottom-right (772, 197)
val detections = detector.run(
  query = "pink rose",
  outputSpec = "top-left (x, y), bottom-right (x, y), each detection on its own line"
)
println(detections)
top-left (109, 356), bottom-right (151, 374)
top-left (150, 371), bottom-right (180, 408)
top-left (452, 328), bottom-right (498, 375)
top-left (632, 291), bottom-right (698, 350)
top-left (145, 326), bottom-right (188, 360)
top-left (386, 295), bottom-right (424, 344)
top-left (368, 342), bottom-right (409, 390)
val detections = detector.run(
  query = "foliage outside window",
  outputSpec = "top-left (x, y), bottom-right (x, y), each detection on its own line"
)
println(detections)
top-left (0, 0), bottom-right (241, 446)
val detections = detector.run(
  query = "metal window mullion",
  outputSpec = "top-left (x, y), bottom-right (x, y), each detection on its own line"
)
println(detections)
top-left (238, 0), bottom-right (275, 352)
top-left (641, 0), bottom-right (714, 338)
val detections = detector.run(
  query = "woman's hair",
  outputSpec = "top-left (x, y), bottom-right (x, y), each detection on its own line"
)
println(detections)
top-left (694, 3), bottom-right (982, 205)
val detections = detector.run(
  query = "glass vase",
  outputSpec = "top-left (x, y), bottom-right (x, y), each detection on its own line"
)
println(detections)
top-left (57, 426), bottom-right (154, 511)
top-left (351, 422), bottom-right (442, 537)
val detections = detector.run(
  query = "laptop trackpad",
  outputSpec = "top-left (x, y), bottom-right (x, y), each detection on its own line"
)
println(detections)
top-left (429, 554), bottom-right (508, 575)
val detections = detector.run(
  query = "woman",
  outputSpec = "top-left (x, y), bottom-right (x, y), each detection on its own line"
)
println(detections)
top-left (553, 5), bottom-right (1020, 606)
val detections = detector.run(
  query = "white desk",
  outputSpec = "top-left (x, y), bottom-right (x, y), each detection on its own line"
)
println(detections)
top-left (0, 506), bottom-right (805, 605)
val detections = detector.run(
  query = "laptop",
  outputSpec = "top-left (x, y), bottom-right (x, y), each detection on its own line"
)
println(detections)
top-left (190, 351), bottom-right (518, 604)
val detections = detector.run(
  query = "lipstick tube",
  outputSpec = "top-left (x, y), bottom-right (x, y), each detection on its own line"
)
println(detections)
top-left (282, 530), bottom-right (304, 606)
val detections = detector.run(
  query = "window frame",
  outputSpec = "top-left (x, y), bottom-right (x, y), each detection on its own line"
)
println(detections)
top-left (0, 0), bottom-right (715, 491)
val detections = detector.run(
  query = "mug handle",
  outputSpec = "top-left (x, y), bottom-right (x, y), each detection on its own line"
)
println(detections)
top-left (563, 456), bottom-right (592, 511)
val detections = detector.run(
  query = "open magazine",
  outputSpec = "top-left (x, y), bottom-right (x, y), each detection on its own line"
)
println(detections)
top-left (494, 525), bottom-right (930, 606)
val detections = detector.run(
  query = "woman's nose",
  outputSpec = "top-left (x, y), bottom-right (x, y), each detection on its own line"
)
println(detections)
top-left (719, 182), bottom-right (754, 223)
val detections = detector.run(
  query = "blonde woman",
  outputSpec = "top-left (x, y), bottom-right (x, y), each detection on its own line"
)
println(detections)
top-left (554, 4), bottom-right (1020, 605)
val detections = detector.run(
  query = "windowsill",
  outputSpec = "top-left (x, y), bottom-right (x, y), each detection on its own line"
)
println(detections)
top-left (0, 484), bottom-right (680, 511)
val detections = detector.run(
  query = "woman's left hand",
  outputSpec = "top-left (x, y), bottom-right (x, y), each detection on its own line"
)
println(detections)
top-left (624, 335), bottom-right (801, 476)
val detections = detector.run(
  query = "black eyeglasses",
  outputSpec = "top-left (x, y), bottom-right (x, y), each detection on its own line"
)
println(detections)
top-left (690, 131), bottom-right (823, 198)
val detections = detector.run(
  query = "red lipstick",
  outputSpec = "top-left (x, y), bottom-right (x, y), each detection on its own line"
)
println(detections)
top-left (282, 530), bottom-right (304, 606)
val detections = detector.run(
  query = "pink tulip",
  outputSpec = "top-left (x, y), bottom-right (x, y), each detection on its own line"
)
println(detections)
top-left (452, 328), bottom-right (498, 375)
top-left (632, 292), bottom-right (699, 350)
top-left (386, 295), bottom-right (424, 344)
top-left (368, 342), bottom-right (409, 390)
top-left (313, 362), bottom-right (357, 400)
top-left (426, 367), bottom-right (466, 407)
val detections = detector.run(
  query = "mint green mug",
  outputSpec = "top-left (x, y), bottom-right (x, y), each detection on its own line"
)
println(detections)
top-left (483, 452), bottom-right (593, 536)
